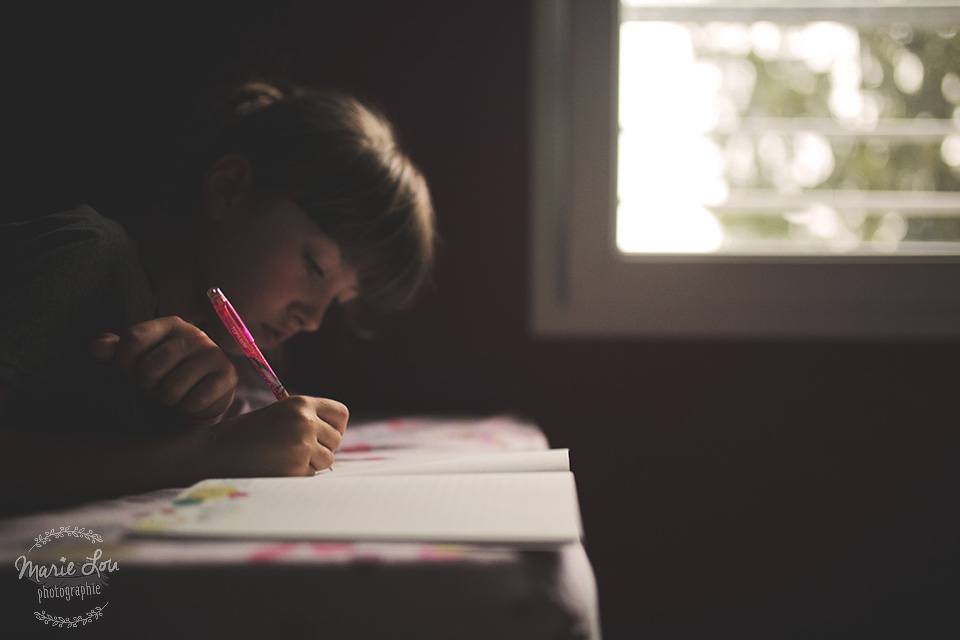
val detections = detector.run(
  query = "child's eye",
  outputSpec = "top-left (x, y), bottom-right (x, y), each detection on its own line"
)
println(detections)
top-left (304, 250), bottom-right (324, 278)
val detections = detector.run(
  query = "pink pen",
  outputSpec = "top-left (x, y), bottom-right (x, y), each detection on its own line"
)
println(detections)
top-left (207, 287), bottom-right (289, 401)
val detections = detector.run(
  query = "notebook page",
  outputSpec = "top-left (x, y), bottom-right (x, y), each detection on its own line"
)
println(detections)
top-left (327, 449), bottom-right (569, 476)
top-left (133, 472), bottom-right (583, 547)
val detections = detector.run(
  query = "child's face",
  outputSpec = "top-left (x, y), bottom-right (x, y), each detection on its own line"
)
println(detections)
top-left (198, 198), bottom-right (360, 354)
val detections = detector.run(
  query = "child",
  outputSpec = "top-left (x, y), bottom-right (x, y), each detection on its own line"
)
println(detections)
top-left (0, 83), bottom-right (436, 513)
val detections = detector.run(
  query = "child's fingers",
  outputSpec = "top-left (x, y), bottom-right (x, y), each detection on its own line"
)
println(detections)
top-left (112, 318), bottom-right (180, 372)
top-left (164, 364), bottom-right (239, 415)
top-left (90, 333), bottom-right (120, 362)
top-left (309, 404), bottom-right (347, 471)
top-left (309, 445), bottom-right (336, 473)
top-left (194, 396), bottom-right (353, 477)
top-left (313, 398), bottom-right (350, 435)
top-left (273, 397), bottom-right (344, 472)
top-left (131, 337), bottom-right (192, 390)
top-left (179, 382), bottom-right (236, 420)
top-left (98, 317), bottom-right (238, 422)
top-left (155, 353), bottom-right (238, 409)
top-left (315, 422), bottom-right (343, 453)
top-left (134, 336), bottom-right (222, 391)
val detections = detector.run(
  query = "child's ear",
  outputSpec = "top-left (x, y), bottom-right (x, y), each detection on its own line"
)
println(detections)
top-left (202, 153), bottom-right (253, 221)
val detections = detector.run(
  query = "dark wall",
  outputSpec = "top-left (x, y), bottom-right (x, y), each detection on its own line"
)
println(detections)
top-left (11, 2), bottom-right (960, 637)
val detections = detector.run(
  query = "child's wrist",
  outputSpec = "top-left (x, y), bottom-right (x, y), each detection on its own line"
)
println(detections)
top-left (167, 422), bottom-right (226, 482)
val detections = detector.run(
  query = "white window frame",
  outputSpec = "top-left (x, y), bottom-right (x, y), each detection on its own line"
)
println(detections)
top-left (530, 0), bottom-right (960, 339)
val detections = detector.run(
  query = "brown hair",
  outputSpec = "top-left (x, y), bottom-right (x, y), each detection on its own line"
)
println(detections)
top-left (195, 83), bottom-right (436, 318)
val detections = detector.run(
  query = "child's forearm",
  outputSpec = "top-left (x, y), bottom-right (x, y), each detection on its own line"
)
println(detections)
top-left (0, 426), bottom-right (208, 514)
top-left (0, 394), bottom-right (348, 514)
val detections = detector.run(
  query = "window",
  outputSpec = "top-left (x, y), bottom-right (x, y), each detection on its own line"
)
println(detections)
top-left (531, 0), bottom-right (960, 338)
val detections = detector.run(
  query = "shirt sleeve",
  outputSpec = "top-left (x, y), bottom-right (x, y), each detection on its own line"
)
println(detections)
top-left (0, 206), bottom-right (158, 434)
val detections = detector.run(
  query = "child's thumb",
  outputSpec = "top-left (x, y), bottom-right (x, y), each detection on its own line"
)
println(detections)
top-left (90, 333), bottom-right (120, 361)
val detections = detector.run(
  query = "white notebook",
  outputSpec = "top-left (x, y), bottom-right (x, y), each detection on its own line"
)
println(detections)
top-left (132, 449), bottom-right (583, 548)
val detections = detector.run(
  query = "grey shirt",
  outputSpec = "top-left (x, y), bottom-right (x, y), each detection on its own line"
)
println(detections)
top-left (0, 206), bottom-right (159, 435)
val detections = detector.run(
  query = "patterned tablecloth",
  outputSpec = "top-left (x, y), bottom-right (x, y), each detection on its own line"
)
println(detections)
top-left (0, 415), bottom-right (600, 640)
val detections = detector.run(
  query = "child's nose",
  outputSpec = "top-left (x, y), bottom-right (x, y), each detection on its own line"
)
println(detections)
top-left (300, 313), bottom-right (323, 333)
top-left (296, 300), bottom-right (329, 333)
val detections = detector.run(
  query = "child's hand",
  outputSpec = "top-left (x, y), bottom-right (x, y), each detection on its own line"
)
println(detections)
top-left (197, 396), bottom-right (348, 476)
top-left (91, 316), bottom-right (239, 422)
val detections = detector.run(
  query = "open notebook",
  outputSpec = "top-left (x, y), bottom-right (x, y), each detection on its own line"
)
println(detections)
top-left (132, 449), bottom-right (583, 548)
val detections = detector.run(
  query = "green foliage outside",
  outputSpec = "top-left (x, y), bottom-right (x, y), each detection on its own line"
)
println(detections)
top-left (693, 22), bottom-right (960, 250)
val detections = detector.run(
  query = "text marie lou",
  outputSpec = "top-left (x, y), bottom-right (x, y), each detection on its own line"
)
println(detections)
top-left (14, 548), bottom-right (119, 581)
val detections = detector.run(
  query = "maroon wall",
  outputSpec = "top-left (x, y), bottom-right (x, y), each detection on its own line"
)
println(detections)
top-left (14, 2), bottom-right (960, 636)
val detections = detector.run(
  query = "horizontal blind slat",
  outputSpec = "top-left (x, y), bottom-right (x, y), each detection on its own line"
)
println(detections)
top-left (621, 2), bottom-right (960, 27)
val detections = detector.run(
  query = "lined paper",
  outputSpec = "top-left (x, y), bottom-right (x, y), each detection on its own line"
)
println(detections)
top-left (328, 448), bottom-right (570, 476)
top-left (133, 471), bottom-right (583, 548)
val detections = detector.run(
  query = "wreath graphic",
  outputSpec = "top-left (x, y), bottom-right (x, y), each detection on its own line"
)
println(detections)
top-left (35, 604), bottom-right (109, 628)
top-left (31, 526), bottom-right (103, 550)
top-left (21, 526), bottom-right (112, 628)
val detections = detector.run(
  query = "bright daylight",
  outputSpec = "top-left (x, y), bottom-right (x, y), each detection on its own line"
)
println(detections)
top-left (617, 4), bottom-right (960, 254)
